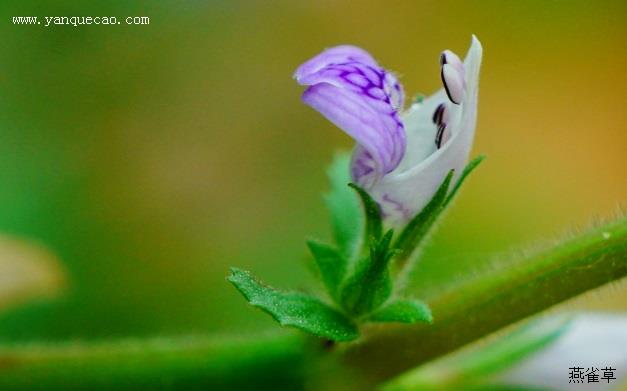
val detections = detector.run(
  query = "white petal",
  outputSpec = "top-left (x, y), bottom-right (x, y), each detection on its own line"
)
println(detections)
top-left (394, 90), bottom-right (447, 173)
top-left (497, 313), bottom-right (627, 391)
top-left (371, 35), bottom-right (482, 225)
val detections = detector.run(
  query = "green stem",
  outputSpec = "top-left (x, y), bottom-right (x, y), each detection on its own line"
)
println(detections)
top-left (382, 316), bottom-right (571, 390)
top-left (342, 217), bottom-right (627, 384)
top-left (0, 333), bottom-right (308, 391)
top-left (0, 218), bottom-right (625, 390)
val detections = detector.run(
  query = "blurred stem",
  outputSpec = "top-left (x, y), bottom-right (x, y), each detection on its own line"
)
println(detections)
top-left (342, 216), bottom-right (627, 385)
top-left (0, 333), bottom-right (308, 391)
top-left (382, 315), bottom-right (572, 390)
top-left (0, 218), bottom-right (625, 390)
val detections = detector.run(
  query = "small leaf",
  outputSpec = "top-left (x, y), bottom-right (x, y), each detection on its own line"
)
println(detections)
top-left (370, 227), bottom-right (395, 262)
top-left (228, 268), bottom-right (358, 341)
top-left (323, 153), bottom-right (363, 259)
top-left (444, 155), bottom-right (485, 207)
top-left (367, 299), bottom-right (432, 324)
top-left (306, 239), bottom-right (346, 300)
top-left (340, 230), bottom-right (394, 316)
top-left (393, 170), bottom-right (454, 265)
top-left (349, 183), bottom-right (383, 245)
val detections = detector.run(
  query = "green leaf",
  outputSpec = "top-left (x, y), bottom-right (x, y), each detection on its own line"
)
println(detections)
top-left (306, 239), bottom-right (346, 300)
top-left (349, 183), bottom-right (383, 245)
top-left (340, 230), bottom-right (394, 316)
top-left (228, 268), bottom-right (358, 341)
top-left (444, 155), bottom-right (485, 207)
top-left (382, 316), bottom-right (571, 391)
top-left (367, 299), bottom-right (432, 324)
top-left (323, 153), bottom-right (362, 259)
top-left (371, 228), bottom-right (395, 262)
top-left (393, 170), bottom-right (454, 266)
top-left (2, 214), bottom-right (625, 390)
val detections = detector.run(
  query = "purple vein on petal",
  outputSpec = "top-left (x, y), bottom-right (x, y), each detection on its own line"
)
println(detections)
top-left (296, 50), bottom-right (406, 185)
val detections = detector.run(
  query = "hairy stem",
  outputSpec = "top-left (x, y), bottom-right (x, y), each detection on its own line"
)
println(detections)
top-left (342, 217), bottom-right (627, 384)
top-left (0, 218), bottom-right (625, 389)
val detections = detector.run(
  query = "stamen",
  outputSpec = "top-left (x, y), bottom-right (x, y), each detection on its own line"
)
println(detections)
top-left (440, 50), bottom-right (464, 75)
top-left (435, 123), bottom-right (446, 148)
top-left (441, 64), bottom-right (464, 105)
top-left (432, 103), bottom-right (445, 125)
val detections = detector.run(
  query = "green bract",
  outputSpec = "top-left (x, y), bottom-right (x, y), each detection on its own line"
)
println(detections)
top-left (228, 154), bottom-right (485, 341)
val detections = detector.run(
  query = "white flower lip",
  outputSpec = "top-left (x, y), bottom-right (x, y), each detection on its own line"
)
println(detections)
top-left (370, 35), bottom-right (483, 224)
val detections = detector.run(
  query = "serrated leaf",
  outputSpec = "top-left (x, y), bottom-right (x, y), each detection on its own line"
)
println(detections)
top-left (393, 170), bottom-right (454, 265)
top-left (323, 153), bottom-right (363, 259)
top-left (340, 230), bottom-right (394, 316)
top-left (228, 268), bottom-right (358, 341)
top-left (444, 155), bottom-right (485, 207)
top-left (367, 299), bottom-right (432, 324)
top-left (306, 239), bottom-right (346, 300)
top-left (349, 183), bottom-right (383, 245)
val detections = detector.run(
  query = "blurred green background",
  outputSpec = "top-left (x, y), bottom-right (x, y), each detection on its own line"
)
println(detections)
top-left (0, 0), bottom-right (625, 341)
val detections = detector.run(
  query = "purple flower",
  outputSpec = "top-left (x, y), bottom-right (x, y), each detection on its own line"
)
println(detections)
top-left (295, 36), bottom-right (483, 225)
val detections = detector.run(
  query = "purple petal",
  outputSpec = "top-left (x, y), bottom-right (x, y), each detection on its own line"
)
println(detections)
top-left (294, 45), bottom-right (378, 82)
top-left (350, 147), bottom-right (377, 188)
top-left (302, 81), bottom-right (405, 185)
top-left (383, 72), bottom-right (405, 112)
top-left (296, 46), bottom-right (407, 186)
